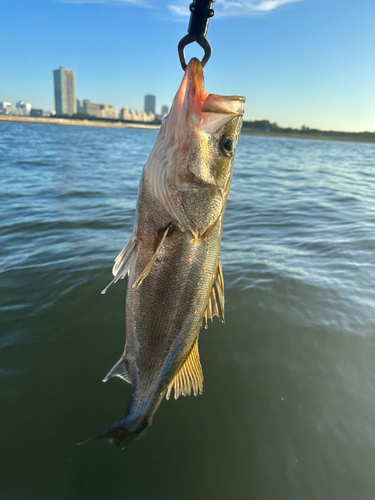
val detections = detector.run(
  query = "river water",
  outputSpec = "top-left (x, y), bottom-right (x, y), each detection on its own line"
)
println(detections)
top-left (1, 122), bottom-right (375, 499)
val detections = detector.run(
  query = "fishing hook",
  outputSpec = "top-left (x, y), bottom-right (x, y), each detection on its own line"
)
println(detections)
top-left (178, 0), bottom-right (215, 71)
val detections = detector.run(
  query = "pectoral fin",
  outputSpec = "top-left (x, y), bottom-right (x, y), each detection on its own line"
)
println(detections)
top-left (203, 261), bottom-right (225, 327)
top-left (101, 233), bottom-right (137, 294)
top-left (166, 337), bottom-right (203, 400)
top-left (132, 223), bottom-right (171, 289)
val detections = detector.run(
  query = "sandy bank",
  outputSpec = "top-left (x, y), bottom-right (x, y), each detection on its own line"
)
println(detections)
top-left (0, 115), bottom-right (160, 130)
top-left (1, 115), bottom-right (374, 144)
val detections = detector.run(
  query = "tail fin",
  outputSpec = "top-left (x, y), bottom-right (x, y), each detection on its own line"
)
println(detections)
top-left (77, 420), bottom-right (149, 449)
top-left (77, 393), bottom-right (162, 449)
top-left (98, 425), bottom-right (141, 447)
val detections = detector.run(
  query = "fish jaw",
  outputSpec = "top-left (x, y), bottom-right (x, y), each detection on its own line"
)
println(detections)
top-left (144, 58), bottom-right (246, 237)
top-left (167, 58), bottom-right (244, 138)
top-left (168, 57), bottom-right (208, 133)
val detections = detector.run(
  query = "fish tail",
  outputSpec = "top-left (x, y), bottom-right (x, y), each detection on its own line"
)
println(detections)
top-left (77, 395), bottom-right (163, 449)
top-left (97, 424), bottom-right (140, 447)
top-left (77, 418), bottom-right (149, 449)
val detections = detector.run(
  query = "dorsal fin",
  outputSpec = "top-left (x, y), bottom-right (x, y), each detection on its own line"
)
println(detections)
top-left (101, 233), bottom-right (137, 294)
top-left (166, 337), bottom-right (203, 400)
top-left (103, 357), bottom-right (130, 384)
top-left (203, 261), bottom-right (225, 328)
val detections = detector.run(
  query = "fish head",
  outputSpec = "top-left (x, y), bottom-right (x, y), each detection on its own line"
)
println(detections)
top-left (145, 58), bottom-right (245, 237)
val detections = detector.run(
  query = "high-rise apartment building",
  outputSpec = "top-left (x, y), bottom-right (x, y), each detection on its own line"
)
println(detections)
top-left (144, 94), bottom-right (156, 115)
top-left (161, 105), bottom-right (169, 117)
top-left (53, 66), bottom-right (77, 116)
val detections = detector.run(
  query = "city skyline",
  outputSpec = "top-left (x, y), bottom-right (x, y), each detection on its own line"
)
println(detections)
top-left (1, 65), bottom-right (171, 121)
top-left (0, 66), bottom-right (168, 120)
top-left (1, 0), bottom-right (374, 132)
top-left (0, 91), bottom-right (168, 120)
top-left (1, 67), bottom-right (169, 121)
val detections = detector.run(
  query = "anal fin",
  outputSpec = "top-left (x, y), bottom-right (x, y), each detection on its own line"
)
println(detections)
top-left (203, 260), bottom-right (225, 327)
top-left (103, 357), bottom-right (130, 383)
top-left (166, 337), bottom-right (203, 400)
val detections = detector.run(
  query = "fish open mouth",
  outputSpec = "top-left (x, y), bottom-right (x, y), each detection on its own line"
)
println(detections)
top-left (168, 57), bottom-right (245, 135)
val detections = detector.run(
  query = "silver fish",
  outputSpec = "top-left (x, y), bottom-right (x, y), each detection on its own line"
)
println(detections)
top-left (97, 58), bottom-right (245, 446)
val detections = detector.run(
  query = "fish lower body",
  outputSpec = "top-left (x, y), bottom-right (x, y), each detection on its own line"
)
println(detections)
top-left (93, 213), bottom-right (225, 447)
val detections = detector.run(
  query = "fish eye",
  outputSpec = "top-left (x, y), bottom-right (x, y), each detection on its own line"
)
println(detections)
top-left (221, 136), bottom-right (235, 157)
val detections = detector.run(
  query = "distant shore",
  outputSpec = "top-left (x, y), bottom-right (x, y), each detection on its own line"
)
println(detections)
top-left (0, 115), bottom-right (160, 130)
top-left (241, 130), bottom-right (375, 144)
top-left (1, 115), bottom-right (374, 144)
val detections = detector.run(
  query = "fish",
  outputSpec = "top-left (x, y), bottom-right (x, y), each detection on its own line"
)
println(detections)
top-left (95, 58), bottom-right (245, 447)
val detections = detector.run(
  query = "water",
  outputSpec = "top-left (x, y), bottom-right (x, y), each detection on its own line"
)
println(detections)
top-left (1, 122), bottom-right (375, 499)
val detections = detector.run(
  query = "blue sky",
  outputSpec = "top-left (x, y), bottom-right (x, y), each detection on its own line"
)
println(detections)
top-left (0, 0), bottom-right (374, 132)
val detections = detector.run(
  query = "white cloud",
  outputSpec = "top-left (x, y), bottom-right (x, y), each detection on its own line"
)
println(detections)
top-left (168, 0), bottom-right (302, 18)
top-left (57, 0), bottom-right (301, 15)
top-left (168, 4), bottom-right (188, 16)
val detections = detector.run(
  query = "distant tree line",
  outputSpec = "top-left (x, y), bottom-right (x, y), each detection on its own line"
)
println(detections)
top-left (242, 120), bottom-right (375, 143)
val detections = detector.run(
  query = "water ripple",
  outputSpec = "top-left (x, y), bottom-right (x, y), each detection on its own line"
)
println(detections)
top-left (2, 123), bottom-right (375, 498)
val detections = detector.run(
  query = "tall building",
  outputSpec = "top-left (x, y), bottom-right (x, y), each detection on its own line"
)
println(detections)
top-left (144, 94), bottom-right (156, 115)
top-left (53, 66), bottom-right (76, 116)
top-left (161, 105), bottom-right (169, 117)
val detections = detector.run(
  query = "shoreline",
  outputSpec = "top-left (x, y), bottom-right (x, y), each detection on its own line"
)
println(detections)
top-left (0, 115), bottom-right (160, 130)
top-left (1, 115), bottom-right (374, 144)
top-left (241, 130), bottom-right (375, 144)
